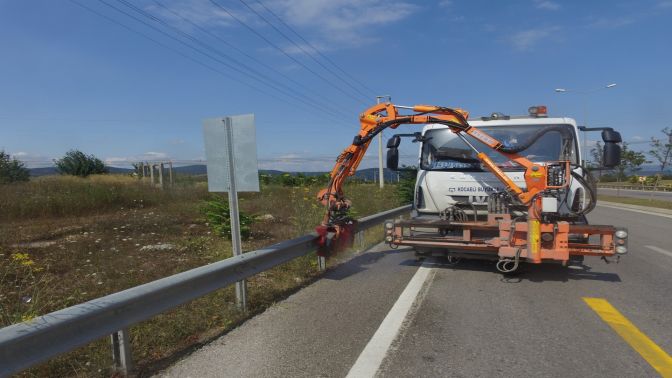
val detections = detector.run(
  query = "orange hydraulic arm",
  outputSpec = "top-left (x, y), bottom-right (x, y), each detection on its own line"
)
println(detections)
top-left (318, 103), bottom-right (563, 218)
top-left (315, 102), bottom-right (571, 257)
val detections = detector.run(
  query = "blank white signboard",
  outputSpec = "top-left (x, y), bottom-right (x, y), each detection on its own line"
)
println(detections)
top-left (203, 114), bottom-right (260, 192)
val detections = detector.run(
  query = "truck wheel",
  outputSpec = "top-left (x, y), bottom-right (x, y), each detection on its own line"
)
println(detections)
top-left (444, 255), bottom-right (461, 265)
top-left (414, 247), bottom-right (429, 262)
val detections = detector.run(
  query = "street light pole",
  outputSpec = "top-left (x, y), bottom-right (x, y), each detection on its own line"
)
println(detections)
top-left (554, 83), bottom-right (617, 166)
top-left (376, 95), bottom-right (391, 189)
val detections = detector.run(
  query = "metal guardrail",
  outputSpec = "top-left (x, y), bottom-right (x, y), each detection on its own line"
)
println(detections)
top-left (0, 204), bottom-right (411, 376)
top-left (598, 184), bottom-right (672, 192)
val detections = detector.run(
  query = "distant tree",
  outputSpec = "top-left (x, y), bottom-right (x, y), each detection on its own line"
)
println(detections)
top-left (649, 127), bottom-right (672, 173)
top-left (54, 150), bottom-right (108, 177)
top-left (589, 141), bottom-right (605, 180)
top-left (590, 141), bottom-right (604, 168)
top-left (648, 127), bottom-right (672, 191)
top-left (0, 151), bottom-right (30, 184)
top-left (615, 143), bottom-right (647, 181)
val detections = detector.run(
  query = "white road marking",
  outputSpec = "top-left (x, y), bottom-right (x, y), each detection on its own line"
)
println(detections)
top-left (597, 203), bottom-right (672, 219)
top-left (645, 245), bottom-right (672, 258)
top-left (346, 264), bottom-right (433, 378)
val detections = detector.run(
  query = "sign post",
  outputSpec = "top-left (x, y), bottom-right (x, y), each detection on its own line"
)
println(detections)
top-left (203, 114), bottom-right (259, 311)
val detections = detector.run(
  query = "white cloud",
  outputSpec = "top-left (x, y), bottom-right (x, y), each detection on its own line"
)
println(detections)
top-left (144, 0), bottom-right (417, 49)
top-left (657, 1), bottom-right (672, 8)
top-left (266, 0), bottom-right (418, 47)
top-left (507, 26), bottom-right (561, 51)
top-left (104, 152), bottom-right (170, 166)
top-left (589, 16), bottom-right (636, 29)
top-left (145, 0), bottom-right (238, 31)
top-left (533, 0), bottom-right (560, 11)
top-left (280, 42), bottom-right (331, 55)
top-left (8, 152), bottom-right (54, 168)
top-left (438, 0), bottom-right (453, 7)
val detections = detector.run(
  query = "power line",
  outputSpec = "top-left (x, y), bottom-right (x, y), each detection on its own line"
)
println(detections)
top-left (110, 0), bottom-right (353, 125)
top-left (68, 0), bottom-right (272, 102)
top-left (150, 0), bottom-right (354, 120)
top-left (237, 0), bottom-right (373, 102)
top-left (72, 0), bottom-right (352, 128)
top-left (256, 0), bottom-right (379, 97)
top-left (208, 0), bottom-right (368, 106)
top-left (253, 0), bottom-right (379, 99)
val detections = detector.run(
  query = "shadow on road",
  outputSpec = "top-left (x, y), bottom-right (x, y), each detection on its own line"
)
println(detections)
top-left (402, 257), bottom-right (621, 283)
top-left (322, 246), bottom-right (413, 281)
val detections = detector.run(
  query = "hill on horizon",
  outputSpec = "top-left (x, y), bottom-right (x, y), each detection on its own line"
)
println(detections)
top-left (28, 164), bottom-right (401, 181)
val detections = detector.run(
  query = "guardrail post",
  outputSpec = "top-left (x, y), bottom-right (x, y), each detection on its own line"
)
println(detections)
top-left (355, 231), bottom-right (364, 251)
top-left (110, 328), bottom-right (132, 376)
top-left (317, 255), bottom-right (326, 271)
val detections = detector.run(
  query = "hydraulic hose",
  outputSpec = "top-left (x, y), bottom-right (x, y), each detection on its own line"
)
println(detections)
top-left (570, 167), bottom-right (597, 216)
top-left (497, 125), bottom-right (574, 154)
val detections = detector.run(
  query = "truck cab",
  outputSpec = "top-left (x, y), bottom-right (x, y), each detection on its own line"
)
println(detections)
top-left (410, 107), bottom-right (585, 220)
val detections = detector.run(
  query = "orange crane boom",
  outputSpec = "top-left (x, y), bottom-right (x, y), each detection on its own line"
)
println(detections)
top-left (315, 102), bottom-right (576, 258)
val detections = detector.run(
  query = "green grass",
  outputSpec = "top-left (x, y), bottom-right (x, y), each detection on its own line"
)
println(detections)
top-left (598, 195), bottom-right (672, 210)
top-left (0, 175), bottom-right (401, 376)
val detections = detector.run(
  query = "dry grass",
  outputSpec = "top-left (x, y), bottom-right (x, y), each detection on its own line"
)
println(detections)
top-left (0, 175), bottom-right (401, 376)
top-left (0, 175), bottom-right (209, 221)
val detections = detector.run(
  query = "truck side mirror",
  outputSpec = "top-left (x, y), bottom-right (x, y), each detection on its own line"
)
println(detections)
top-left (387, 135), bottom-right (401, 148)
top-left (387, 147), bottom-right (399, 171)
top-left (601, 129), bottom-right (622, 143)
top-left (603, 142), bottom-right (621, 168)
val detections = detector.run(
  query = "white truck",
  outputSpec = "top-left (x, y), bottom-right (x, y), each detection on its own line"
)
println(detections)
top-left (384, 105), bottom-right (626, 270)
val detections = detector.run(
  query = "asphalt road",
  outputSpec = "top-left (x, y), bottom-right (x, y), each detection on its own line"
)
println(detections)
top-left (599, 187), bottom-right (672, 201)
top-left (157, 205), bottom-right (672, 378)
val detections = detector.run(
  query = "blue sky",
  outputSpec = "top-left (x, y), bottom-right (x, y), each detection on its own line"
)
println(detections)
top-left (1, 0), bottom-right (671, 171)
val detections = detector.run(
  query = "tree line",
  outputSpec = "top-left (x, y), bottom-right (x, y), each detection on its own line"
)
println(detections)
top-left (0, 149), bottom-right (108, 183)
top-left (590, 127), bottom-right (672, 184)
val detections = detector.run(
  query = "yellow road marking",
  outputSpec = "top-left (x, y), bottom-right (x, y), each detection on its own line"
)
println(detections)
top-left (583, 297), bottom-right (672, 377)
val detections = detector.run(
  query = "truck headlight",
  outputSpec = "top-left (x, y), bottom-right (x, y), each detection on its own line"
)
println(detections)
top-left (616, 246), bottom-right (627, 254)
top-left (615, 230), bottom-right (628, 239)
top-left (385, 235), bottom-right (393, 242)
top-left (385, 221), bottom-right (394, 230)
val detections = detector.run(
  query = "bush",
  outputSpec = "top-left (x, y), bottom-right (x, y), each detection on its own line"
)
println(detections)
top-left (202, 195), bottom-right (255, 240)
top-left (0, 151), bottom-right (30, 184)
top-left (54, 150), bottom-right (108, 177)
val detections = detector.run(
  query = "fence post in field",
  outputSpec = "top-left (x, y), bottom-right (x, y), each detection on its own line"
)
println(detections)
top-left (149, 163), bottom-right (155, 185)
top-left (138, 162), bottom-right (144, 179)
top-left (159, 163), bottom-right (164, 189)
top-left (169, 161), bottom-right (174, 186)
top-left (110, 328), bottom-right (132, 376)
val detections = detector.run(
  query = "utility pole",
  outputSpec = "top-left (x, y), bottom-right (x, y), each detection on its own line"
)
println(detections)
top-left (376, 95), bottom-right (391, 189)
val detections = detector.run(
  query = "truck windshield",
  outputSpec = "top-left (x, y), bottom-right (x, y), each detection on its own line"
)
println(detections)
top-left (420, 124), bottom-right (578, 171)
